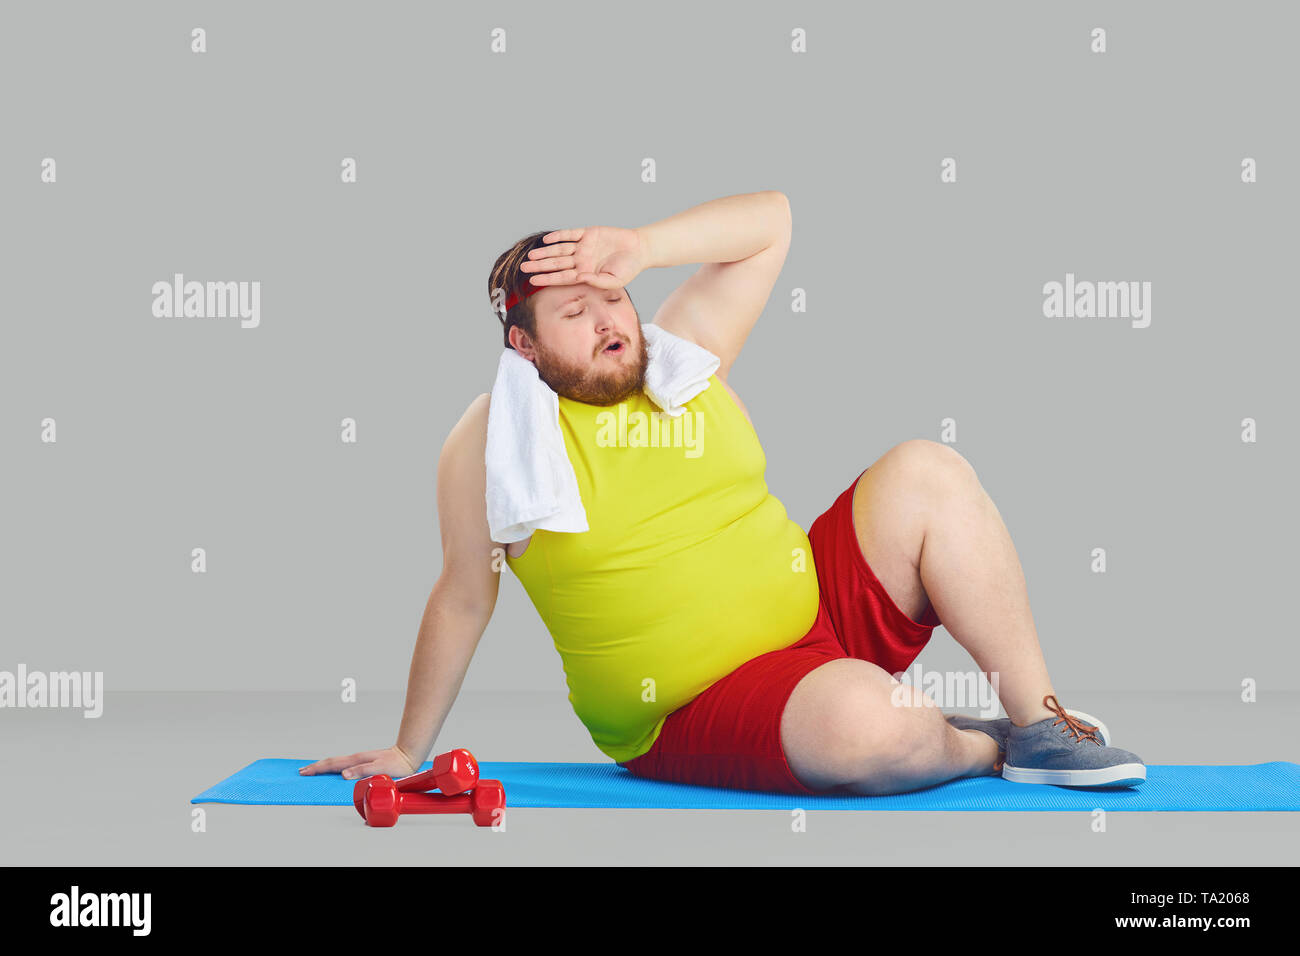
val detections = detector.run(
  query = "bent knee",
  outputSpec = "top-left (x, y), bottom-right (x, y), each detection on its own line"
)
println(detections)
top-left (884, 438), bottom-right (975, 483)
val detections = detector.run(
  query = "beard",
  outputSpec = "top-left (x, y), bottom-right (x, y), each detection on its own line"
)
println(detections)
top-left (532, 330), bottom-right (650, 406)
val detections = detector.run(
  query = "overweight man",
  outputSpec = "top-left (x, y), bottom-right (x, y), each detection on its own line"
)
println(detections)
top-left (302, 190), bottom-right (1145, 795)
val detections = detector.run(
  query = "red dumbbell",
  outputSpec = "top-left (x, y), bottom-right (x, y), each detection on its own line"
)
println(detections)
top-left (361, 779), bottom-right (506, 828)
top-left (352, 748), bottom-right (478, 820)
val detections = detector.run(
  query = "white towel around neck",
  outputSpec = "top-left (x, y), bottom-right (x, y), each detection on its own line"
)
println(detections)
top-left (484, 322), bottom-right (720, 544)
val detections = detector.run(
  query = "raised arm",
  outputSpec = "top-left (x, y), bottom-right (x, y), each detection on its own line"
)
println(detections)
top-left (642, 190), bottom-right (792, 383)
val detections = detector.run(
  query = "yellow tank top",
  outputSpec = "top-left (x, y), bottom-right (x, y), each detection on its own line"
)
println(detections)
top-left (503, 372), bottom-right (820, 763)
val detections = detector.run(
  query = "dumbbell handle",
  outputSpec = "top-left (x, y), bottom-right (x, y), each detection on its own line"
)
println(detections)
top-left (402, 791), bottom-right (474, 813)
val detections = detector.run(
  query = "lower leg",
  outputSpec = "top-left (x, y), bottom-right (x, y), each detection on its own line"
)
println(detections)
top-left (917, 462), bottom-right (1058, 727)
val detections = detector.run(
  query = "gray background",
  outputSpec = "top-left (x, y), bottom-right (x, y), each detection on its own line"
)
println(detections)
top-left (1, 1), bottom-right (1297, 866)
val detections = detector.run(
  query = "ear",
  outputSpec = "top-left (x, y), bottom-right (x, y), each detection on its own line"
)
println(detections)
top-left (508, 325), bottom-right (535, 359)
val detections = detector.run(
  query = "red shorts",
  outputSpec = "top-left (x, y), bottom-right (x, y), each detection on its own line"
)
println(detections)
top-left (617, 467), bottom-right (942, 795)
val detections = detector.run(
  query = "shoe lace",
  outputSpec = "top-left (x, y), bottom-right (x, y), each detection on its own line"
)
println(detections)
top-left (1043, 694), bottom-right (1101, 746)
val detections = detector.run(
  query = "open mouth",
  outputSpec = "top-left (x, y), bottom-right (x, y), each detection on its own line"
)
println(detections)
top-left (604, 341), bottom-right (624, 354)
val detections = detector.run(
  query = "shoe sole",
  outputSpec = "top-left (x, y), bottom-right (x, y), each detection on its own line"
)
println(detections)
top-left (1001, 762), bottom-right (1146, 788)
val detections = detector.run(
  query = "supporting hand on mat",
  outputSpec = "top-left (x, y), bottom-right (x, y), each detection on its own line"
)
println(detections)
top-left (519, 225), bottom-right (647, 291)
top-left (298, 744), bottom-right (417, 781)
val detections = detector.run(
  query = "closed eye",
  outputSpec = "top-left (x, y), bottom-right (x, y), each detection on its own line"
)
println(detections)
top-left (566, 295), bottom-right (623, 317)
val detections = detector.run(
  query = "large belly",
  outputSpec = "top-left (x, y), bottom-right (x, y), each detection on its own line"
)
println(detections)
top-left (552, 497), bottom-right (820, 696)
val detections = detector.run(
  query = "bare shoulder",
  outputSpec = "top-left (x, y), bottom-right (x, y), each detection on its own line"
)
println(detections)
top-left (436, 393), bottom-right (495, 550)
top-left (435, 393), bottom-right (502, 615)
top-left (438, 393), bottom-right (490, 501)
top-left (450, 392), bottom-right (490, 448)
top-left (470, 391), bottom-right (490, 430)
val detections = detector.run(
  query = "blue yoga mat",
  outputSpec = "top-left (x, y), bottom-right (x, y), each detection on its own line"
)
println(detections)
top-left (193, 759), bottom-right (1300, 811)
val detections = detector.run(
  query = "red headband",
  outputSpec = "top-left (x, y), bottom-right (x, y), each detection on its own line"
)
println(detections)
top-left (504, 279), bottom-right (541, 312)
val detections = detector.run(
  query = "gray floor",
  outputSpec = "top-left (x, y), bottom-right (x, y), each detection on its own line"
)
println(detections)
top-left (4, 689), bottom-right (1297, 866)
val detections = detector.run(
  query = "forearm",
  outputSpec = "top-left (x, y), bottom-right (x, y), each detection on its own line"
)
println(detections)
top-left (393, 586), bottom-right (490, 769)
top-left (635, 190), bottom-right (790, 270)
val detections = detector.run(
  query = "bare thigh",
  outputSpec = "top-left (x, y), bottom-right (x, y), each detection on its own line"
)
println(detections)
top-left (851, 441), bottom-right (958, 626)
top-left (780, 657), bottom-right (925, 793)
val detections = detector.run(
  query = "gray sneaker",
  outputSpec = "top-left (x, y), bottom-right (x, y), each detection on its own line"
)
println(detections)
top-left (1002, 695), bottom-right (1145, 788)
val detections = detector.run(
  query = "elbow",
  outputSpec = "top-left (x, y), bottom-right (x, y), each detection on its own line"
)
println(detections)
top-left (767, 191), bottom-right (792, 237)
